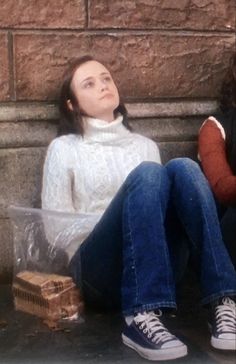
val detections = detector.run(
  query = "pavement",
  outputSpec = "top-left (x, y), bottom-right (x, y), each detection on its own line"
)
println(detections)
top-left (0, 283), bottom-right (235, 364)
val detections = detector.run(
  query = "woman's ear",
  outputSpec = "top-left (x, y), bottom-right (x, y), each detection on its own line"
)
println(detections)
top-left (67, 99), bottom-right (73, 111)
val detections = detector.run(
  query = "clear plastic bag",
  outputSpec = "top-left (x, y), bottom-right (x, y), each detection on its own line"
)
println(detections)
top-left (8, 205), bottom-right (100, 322)
top-left (8, 205), bottom-right (100, 276)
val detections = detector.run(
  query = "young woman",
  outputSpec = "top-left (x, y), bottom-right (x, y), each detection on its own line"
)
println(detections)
top-left (42, 55), bottom-right (236, 361)
top-left (198, 53), bottom-right (236, 269)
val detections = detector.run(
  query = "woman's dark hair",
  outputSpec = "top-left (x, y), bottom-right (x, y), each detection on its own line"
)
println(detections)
top-left (219, 52), bottom-right (236, 112)
top-left (58, 55), bottom-right (130, 136)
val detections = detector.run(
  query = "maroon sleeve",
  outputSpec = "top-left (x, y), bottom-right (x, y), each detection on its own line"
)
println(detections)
top-left (198, 118), bottom-right (236, 205)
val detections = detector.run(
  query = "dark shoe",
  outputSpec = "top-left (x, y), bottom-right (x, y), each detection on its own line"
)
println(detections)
top-left (209, 297), bottom-right (236, 351)
top-left (122, 310), bottom-right (187, 361)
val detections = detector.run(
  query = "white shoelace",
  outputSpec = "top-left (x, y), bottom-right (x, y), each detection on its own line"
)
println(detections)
top-left (134, 311), bottom-right (175, 344)
top-left (215, 297), bottom-right (236, 333)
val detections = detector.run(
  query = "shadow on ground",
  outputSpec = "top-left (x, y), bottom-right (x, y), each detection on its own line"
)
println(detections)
top-left (0, 273), bottom-right (235, 364)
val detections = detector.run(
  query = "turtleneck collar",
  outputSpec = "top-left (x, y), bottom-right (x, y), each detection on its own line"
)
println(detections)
top-left (82, 115), bottom-right (131, 143)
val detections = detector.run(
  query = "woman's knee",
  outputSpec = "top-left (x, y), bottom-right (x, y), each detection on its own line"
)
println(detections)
top-left (165, 158), bottom-right (212, 199)
top-left (128, 161), bottom-right (168, 185)
top-left (165, 158), bottom-right (201, 178)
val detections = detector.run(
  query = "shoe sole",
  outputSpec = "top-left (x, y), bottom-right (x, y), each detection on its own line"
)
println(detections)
top-left (209, 323), bottom-right (236, 351)
top-left (211, 337), bottom-right (236, 351)
top-left (122, 333), bottom-right (188, 361)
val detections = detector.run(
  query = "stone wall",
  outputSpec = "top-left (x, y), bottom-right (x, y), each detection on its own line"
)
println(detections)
top-left (0, 1), bottom-right (235, 282)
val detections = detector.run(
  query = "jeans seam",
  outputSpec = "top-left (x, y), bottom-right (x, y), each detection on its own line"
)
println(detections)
top-left (157, 170), bottom-right (175, 302)
top-left (198, 176), bottom-right (223, 295)
top-left (126, 186), bottom-right (139, 307)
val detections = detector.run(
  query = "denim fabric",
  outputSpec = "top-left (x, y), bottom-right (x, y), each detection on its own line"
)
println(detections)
top-left (165, 158), bottom-right (236, 305)
top-left (69, 158), bottom-right (236, 315)
top-left (220, 207), bottom-right (236, 268)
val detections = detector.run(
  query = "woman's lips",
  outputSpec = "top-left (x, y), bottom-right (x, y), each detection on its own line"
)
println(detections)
top-left (99, 93), bottom-right (113, 100)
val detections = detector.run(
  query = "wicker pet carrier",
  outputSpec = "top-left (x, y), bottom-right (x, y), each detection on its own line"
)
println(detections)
top-left (13, 271), bottom-right (83, 320)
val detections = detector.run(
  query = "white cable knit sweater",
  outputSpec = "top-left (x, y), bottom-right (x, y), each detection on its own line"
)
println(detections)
top-left (41, 115), bottom-right (161, 259)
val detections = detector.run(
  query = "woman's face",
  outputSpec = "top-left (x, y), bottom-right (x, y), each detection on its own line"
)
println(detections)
top-left (70, 60), bottom-right (120, 122)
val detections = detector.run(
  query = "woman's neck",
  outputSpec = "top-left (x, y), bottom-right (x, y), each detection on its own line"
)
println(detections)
top-left (88, 112), bottom-right (115, 123)
top-left (82, 114), bottom-right (130, 143)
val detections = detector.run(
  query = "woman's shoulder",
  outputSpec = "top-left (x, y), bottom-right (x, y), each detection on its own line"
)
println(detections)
top-left (48, 134), bottom-right (82, 151)
top-left (43, 134), bottom-right (85, 172)
top-left (131, 132), bottom-right (158, 149)
top-left (129, 132), bottom-right (160, 162)
top-left (45, 134), bottom-right (83, 166)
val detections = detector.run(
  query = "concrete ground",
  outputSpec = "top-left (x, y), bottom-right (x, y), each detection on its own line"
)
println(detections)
top-left (0, 283), bottom-right (235, 364)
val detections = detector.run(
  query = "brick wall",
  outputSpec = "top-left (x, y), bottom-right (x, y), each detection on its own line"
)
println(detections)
top-left (0, 1), bottom-right (235, 281)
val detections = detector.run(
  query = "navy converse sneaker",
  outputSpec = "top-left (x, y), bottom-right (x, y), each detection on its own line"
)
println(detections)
top-left (122, 310), bottom-right (187, 361)
top-left (209, 297), bottom-right (236, 351)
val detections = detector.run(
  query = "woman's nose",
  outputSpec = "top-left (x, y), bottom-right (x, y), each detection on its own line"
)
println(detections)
top-left (100, 80), bottom-right (108, 91)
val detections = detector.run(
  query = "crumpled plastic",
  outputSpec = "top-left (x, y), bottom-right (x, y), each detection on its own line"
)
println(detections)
top-left (8, 205), bottom-right (101, 276)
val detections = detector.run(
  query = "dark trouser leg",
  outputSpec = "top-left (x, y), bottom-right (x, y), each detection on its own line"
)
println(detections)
top-left (165, 158), bottom-right (236, 305)
top-left (220, 207), bottom-right (236, 269)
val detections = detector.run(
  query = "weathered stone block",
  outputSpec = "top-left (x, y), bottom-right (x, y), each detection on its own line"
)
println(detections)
top-left (0, 121), bottom-right (57, 148)
top-left (0, 116), bottom-right (202, 149)
top-left (0, 0), bottom-right (85, 29)
top-left (89, 0), bottom-right (235, 31)
top-left (14, 33), bottom-right (90, 100)
top-left (0, 148), bottom-right (46, 218)
top-left (14, 33), bottom-right (235, 100)
top-left (0, 103), bottom-right (59, 122)
top-left (130, 117), bottom-right (203, 143)
top-left (159, 141), bottom-right (198, 164)
top-left (0, 33), bottom-right (10, 101)
top-left (127, 101), bottom-right (218, 118)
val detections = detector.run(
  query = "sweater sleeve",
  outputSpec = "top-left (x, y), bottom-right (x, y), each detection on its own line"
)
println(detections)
top-left (198, 117), bottom-right (236, 204)
top-left (41, 138), bottom-right (75, 213)
top-left (146, 138), bottom-right (162, 164)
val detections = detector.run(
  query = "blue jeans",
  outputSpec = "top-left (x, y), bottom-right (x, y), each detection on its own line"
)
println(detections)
top-left (69, 158), bottom-right (236, 316)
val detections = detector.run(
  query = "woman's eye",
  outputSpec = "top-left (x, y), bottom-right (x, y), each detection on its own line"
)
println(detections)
top-left (103, 76), bottom-right (111, 83)
top-left (83, 81), bottom-right (94, 88)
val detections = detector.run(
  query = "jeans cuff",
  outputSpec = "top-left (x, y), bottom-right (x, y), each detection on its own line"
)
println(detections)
top-left (201, 290), bottom-right (236, 306)
top-left (122, 301), bottom-right (177, 316)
